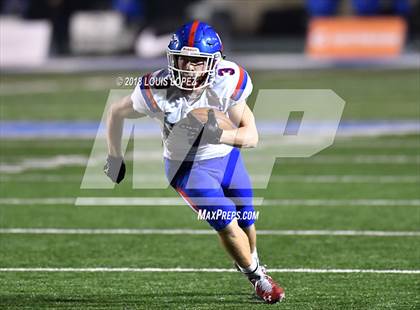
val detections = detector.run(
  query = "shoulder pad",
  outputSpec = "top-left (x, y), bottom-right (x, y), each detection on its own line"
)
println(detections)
top-left (138, 69), bottom-right (169, 113)
top-left (214, 60), bottom-right (252, 102)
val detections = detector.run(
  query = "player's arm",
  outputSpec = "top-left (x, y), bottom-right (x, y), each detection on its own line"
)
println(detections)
top-left (107, 95), bottom-right (146, 156)
top-left (220, 101), bottom-right (258, 148)
top-left (104, 95), bottom-right (145, 183)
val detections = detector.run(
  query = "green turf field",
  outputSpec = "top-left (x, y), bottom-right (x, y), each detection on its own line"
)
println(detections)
top-left (0, 69), bottom-right (419, 309)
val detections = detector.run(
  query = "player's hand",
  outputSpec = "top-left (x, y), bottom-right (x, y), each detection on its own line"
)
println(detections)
top-left (104, 155), bottom-right (126, 183)
top-left (185, 112), bottom-right (205, 145)
top-left (202, 109), bottom-right (223, 144)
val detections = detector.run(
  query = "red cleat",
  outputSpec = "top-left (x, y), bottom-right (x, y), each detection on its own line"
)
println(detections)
top-left (254, 275), bottom-right (285, 304)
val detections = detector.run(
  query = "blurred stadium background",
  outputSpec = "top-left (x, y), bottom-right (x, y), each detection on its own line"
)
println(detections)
top-left (0, 0), bottom-right (419, 308)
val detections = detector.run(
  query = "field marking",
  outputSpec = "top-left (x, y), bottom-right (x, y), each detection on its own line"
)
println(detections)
top-left (261, 199), bottom-right (420, 207)
top-left (0, 198), bottom-right (75, 205)
top-left (1, 174), bottom-right (419, 184)
top-left (261, 175), bottom-right (420, 183)
top-left (1, 197), bottom-right (420, 207)
top-left (1, 228), bottom-right (419, 237)
top-left (75, 197), bottom-right (420, 207)
top-left (333, 141), bottom-right (420, 149)
top-left (1, 154), bottom-right (419, 174)
top-left (0, 155), bottom-right (89, 173)
top-left (2, 120), bottom-right (419, 138)
top-left (281, 155), bottom-right (420, 164)
top-left (3, 139), bottom-right (419, 149)
top-left (0, 267), bottom-right (418, 274)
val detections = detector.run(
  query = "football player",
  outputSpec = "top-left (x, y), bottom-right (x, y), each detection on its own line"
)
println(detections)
top-left (104, 20), bottom-right (285, 304)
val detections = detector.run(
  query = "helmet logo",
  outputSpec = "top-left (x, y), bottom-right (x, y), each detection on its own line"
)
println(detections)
top-left (180, 46), bottom-right (200, 55)
top-left (170, 34), bottom-right (179, 47)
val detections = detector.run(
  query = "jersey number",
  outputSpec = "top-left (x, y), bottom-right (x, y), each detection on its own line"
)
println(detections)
top-left (218, 68), bottom-right (235, 76)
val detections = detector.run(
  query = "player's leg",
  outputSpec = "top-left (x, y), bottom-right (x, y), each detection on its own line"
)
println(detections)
top-left (241, 224), bottom-right (257, 261)
top-left (221, 148), bottom-right (259, 262)
top-left (222, 148), bottom-right (285, 303)
top-left (165, 156), bottom-right (253, 270)
top-left (166, 154), bottom-right (284, 303)
top-left (217, 218), bottom-right (252, 268)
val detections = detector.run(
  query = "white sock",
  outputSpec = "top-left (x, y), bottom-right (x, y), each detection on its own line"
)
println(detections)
top-left (238, 255), bottom-right (265, 279)
top-left (251, 248), bottom-right (259, 265)
top-left (238, 258), bottom-right (257, 274)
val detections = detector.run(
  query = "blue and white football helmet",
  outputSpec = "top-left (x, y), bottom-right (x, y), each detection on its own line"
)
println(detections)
top-left (167, 20), bottom-right (223, 90)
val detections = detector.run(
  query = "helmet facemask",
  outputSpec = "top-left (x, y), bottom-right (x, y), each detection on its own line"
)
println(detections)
top-left (167, 47), bottom-right (221, 90)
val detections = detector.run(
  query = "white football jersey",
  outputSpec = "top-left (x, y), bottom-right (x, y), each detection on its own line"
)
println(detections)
top-left (131, 59), bottom-right (253, 161)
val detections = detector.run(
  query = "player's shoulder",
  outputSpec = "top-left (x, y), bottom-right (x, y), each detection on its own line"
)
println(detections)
top-left (215, 59), bottom-right (249, 80)
top-left (213, 59), bottom-right (252, 102)
top-left (132, 68), bottom-right (170, 114)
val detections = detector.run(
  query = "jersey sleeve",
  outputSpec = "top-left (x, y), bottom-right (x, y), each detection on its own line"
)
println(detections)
top-left (228, 65), bottom-right (253, 107)
top-left (131, 71), bottom-right (163, 117)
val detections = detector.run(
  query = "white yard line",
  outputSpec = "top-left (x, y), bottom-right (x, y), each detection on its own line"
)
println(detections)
top-left (1, 197), bottom-right (419, 207)
top-left (261, 199), bottom-right (420, 207)
top-left (279, 155), bottom-right (420, 164)
top-left (0, 154), bottom-right (419, 174)
top-left (0, 155), bottom-right (89, 173)
top-left (0, 198), bottom-right (74, 205)
top-left (333, 141), bottom-right (420, 149)
top-left (4, 139), bottom-right (418, 149)
top-left (0, 267), bottom-right (418, 274)
top-left (74, 197), bottom-right (420, 207)
top-left (0, 228), bottom-right (418, 237)
top-left (256, 175), bottom-right (420, 183)
top-left (75, 197), bottom-right (199, 206)
top-left (1, 174), bottom-right (419, 184)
